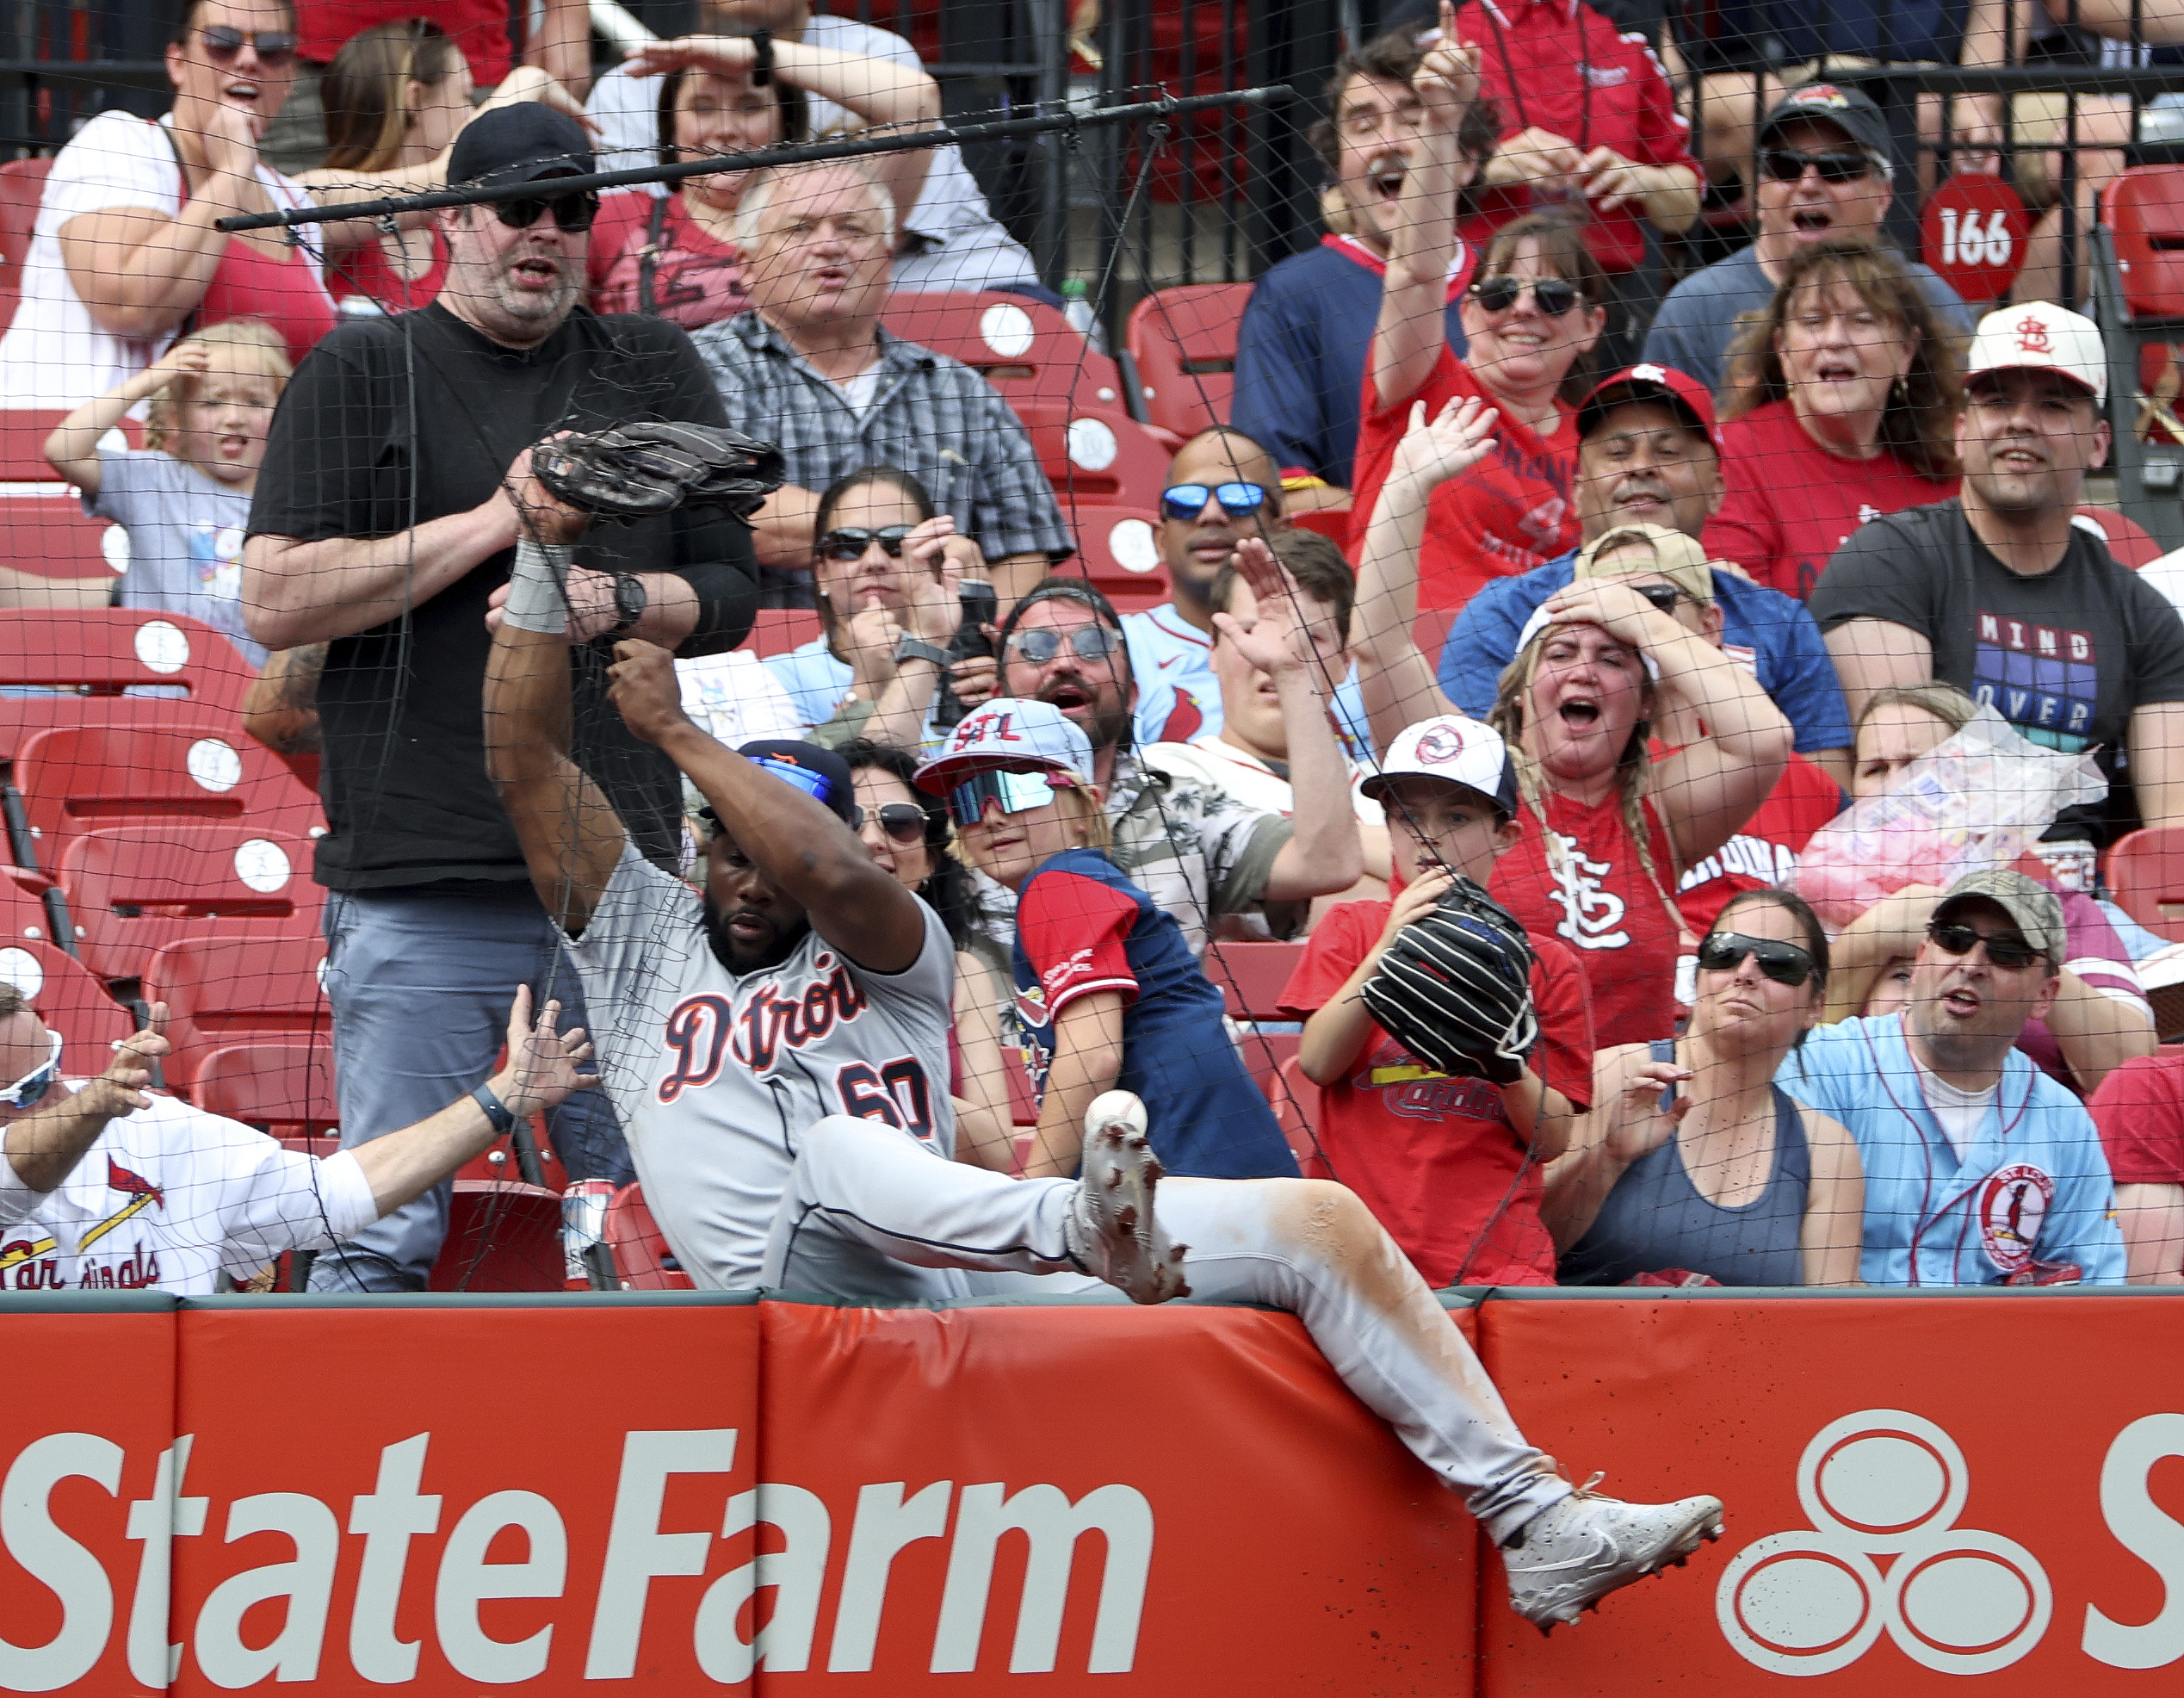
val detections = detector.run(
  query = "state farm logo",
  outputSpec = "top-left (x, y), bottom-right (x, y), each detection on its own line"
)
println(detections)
top-left (1717, 1410), bottom-right (2050, 1676)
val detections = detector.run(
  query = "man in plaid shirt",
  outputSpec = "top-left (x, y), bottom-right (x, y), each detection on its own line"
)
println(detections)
top-left (690, 160), bottom-right (1072, 605)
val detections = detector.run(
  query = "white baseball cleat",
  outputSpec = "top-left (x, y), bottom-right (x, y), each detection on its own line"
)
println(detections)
top-left (1067, 1091), bottom-right (1190, 1304)
top-left (1500, 1477), bottom-right (1725, 1633)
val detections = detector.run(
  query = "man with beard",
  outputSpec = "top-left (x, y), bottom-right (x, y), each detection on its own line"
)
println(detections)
top-left (994, 571), bottom-right (1364, 960)
top-left (243, 102), bottom-right (758, 1290)
top-left (1811, 303), bottom-right (2184, 845)
top-left (1430, 363), bottom-right (1852, 779)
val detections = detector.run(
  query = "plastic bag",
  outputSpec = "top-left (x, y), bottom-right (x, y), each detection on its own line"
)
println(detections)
top-left (1794, 704), bottom-right (2107, 929)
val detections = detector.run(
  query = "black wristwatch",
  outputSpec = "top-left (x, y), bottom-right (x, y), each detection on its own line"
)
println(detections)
top-left (604, 572), bottom-right (648, 640)
top-left (894, 635), bottom-right (953, 669)
top-left (472, 1083), bottom-right (516, 1137)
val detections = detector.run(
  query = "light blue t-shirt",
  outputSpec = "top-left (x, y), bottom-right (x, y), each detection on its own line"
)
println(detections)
top-left (88, 446), bottom-right (266, 666)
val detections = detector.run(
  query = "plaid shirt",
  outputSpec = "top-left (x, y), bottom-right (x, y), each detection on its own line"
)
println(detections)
top-left (690, 313), bottom-right (1073, 563)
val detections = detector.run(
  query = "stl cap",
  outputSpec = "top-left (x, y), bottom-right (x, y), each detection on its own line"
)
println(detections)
top-left (1965, 301), bottom-right (2107, 402)
top-left (1933, 869), bottom-right (2067, 968)
top-left (913, 698), bottom-right (1095, 795)
top-left (1361, 715), bottom-right (1519, 821)
top-left (1576, 363), bottom-right (1723, 451)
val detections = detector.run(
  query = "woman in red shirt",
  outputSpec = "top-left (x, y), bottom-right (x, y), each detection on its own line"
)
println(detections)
top-left (1703, 237), bottom-right (1964, 600)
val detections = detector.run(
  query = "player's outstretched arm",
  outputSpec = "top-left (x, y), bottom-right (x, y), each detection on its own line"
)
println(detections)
top-left (607, 640), bottom-right (930, 974)
top-left (350, 988), bottom-right (592, 1215)
top-left (1, 1011), bottom-right (165, 1212)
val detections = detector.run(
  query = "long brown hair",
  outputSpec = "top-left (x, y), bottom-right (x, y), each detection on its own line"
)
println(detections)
top-left (1720, 236), bottom-right (1964, 481)
top-left (323, 17), bottom-right (459, 174)
top-left (1469, 213), bottom-right (1609, 405)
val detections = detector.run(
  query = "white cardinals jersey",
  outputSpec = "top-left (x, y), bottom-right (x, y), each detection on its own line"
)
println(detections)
top-left (0, 1088), bottom-right (376, 1293)
top-left (564, 846), bottom-right (956, 1290)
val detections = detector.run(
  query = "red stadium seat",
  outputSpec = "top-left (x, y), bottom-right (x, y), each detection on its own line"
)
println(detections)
top-left (0, 494), bottom-right (127, 579)
top-left (1272, 1055), bottom-right (1327, 1176)
top-left (46, 825), bottom-right (322, 981)
top-left (13, 721), bottom-right (322, 860)
top-left (430, 1180), bottom-right (566, 1292)
top-left (603, 1181), bottom-right (696, 1289)
top-left (1289, 510), bottom-right (1352, 550)
top-left (0, 611), bottom-right (256, 760)
top-left (2105, 167), bottom-right (2184, 319)
top-left (139, 933), bottom-right (330, 1088)
top-left (1206, 939), bottom-right (1306, 1022)
top-left (1063, 505), bottom-right (1170, 610)
top-left (1016, 400), bottom-right (1172, 510)
top-left (1236, 1027), bottom-right (1300, 1105)
top-left (1125, 283), bottom-right (1252, 443)
top-left (746, 606), bottom-right (820, 658)
top-left (193, 1043), bottom-right (338, 1135)
top-left (0, 408), bottom-right (140, 483)
top-left (2106, 827), bottom-right (2184, 943)
top-left (2076, 504), bottom-right (2164, 568)
top-left (882, 290), bottom-right (1129, 412)
top-left (0, 935), bottom-right (132, 1059)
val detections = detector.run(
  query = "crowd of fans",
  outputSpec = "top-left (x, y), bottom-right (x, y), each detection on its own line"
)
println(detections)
top-left (6, 0), bottom-right (2184, 1326)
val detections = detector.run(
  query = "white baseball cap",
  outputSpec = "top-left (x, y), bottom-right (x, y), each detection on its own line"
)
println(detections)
top-left (1359, 714), bottom-right (1519, 821)
top-left (913, 697), bottom-right (1095, 795)
top-left (1966, 302), bottom-right (2107, 402)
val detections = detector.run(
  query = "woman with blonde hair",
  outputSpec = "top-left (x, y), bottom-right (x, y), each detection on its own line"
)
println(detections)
top-left (1703, 235), bottom-right (1964, 600)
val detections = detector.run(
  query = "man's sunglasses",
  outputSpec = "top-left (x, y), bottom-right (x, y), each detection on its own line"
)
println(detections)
top-left (1760, 147), bottom-right (1877, 184)
top-left (817, 526), bottom-right (913, 561)
top-left (0, 1030), bottom-right (62, 1111)
top-left (492, 192), bottom-right (600, 233)
top-left (1927, 920), bottom-right (2045, 971)
top-left (1696, 931), bottom-right (1816, 988)
top-left (1160, 482), bottom-right (1271, 522)
top-left (1006, 625), bottom-right (1124, 666)
top-left (851, 801), bottom-right (929, 845)
top-left (199, 25), bottom-right (296, 65)
top-left (1632, 583), bottom-right (1698, 615)
top-left (1469, 275), bottom-right (1585, 316)
top-left (947, 768), bottom-right (1066, 827)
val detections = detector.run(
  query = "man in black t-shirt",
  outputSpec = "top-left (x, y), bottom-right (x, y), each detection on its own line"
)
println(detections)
top-left (1810, 302), bottom-right (2184, 846)
top-left (242, 104), bottom-right (759, 1291)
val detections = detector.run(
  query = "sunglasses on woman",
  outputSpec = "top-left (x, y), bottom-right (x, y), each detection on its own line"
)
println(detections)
top-left (199, 25), bottom-right (296, 65)
top-left (851, 801), bottom-right (929, 845)
top-left (1160, 482), bottom-right (1271, 522)
top-left (492, 192), bottom-right (600, 233)
top-left (1005, 625), bottom-right (1123, 666)
top-left (946, 768), bottom-right (1066, 827)
top-left (0, 1030), bottom-right (62, 1110)
top-left (1760, 147), bottom-right (1876, 184)
top-left (1469, 275), bottom-right (1584, 317)
top-left (1926, 920), bottom-right (2045, 971)
top-left (1696, 932), bottom-right (1816, 988)
top-left (817, 526), bottom-right (913, 561)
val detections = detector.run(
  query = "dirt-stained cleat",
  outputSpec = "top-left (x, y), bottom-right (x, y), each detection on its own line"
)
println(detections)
top-left (1067, 1091), bottom-right (1190, 1304)
top-left (1500, 1477), bottom-right (1725, 1634)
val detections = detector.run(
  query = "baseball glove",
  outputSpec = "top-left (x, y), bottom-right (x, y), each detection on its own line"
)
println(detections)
top-left (530, 421), bottom-right (785, 522)
top-left (1358, 877), bottom-right (1539, 1086)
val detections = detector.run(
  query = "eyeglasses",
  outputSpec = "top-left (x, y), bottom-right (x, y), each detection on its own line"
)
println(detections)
top-left (0, 1030), bottom-right (63, 1110)
top-left (1160, 482), bottom-right (1271, 522)
top-left (947, 768), bottom-right (1066, 827)
top-left (1926, 920), bottom-right (2046, 972)
top-left (198, 25), bottom-right (297, 65)
top-left (1760, 147), bottom-right (1877, 184)
top-left (1469, 275), bottom-right (1584, 317)
top-left (816, 526), bottom-right (913, 561)
top-left (1005, 625), bottom-right (1124, 666)
top-left (492, 192), bottom-right (600, 233)
top-left (1696, 932), bottom-right (1816, 988)
top-left (851, 801), bottom-right (929, 845)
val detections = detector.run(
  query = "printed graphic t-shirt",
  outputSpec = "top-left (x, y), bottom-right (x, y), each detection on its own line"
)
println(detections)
top-left (1278, 907), bottom-right (1593, 1286)
top-left (89, 446), bottom-right (264, 666)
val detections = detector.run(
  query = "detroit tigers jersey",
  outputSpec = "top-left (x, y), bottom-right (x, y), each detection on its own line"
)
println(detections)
top-left (564, 844), bottom-right (956, 1289)
top-left (0, 1088), bottom-right (378, 1292)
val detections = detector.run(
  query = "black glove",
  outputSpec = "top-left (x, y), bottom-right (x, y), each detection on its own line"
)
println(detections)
top-left (531, 421), bottom-right (785, 523)
top-left (1358, 876), bottom-right (1539, 1086)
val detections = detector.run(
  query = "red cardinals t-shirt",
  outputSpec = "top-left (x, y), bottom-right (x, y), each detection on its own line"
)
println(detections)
top-left (1703, 400), bottom-right (1957, 600)
top-left (1489, 791), bottom-right (1683, 1043)
top-left (2089, 1051), bottom-right (2184, 1183)
top-left (1278, 905), bottom-right (1594, 1286)
top-left (1351, 348), bottom-right (1581, 611)
top-left (1674, 751), bottom-right (1846, 934)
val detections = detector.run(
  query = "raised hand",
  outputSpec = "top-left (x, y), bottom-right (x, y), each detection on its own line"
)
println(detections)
top-left (78, 1006), bottom-right (170, 1122)
top-left (1212, 537), bottom-right (1329, 681)
top-left (605, 637), bottom-right (693, 745)
top-left (1605, 1058), bottom-right (1689, 1165)
top-left (896, 514), bottom-right (964, 646)
top-left (1389, 394), bottom-right (1500, 493)
top-left (492, 985), bottom-right (595, 1121)
top-left (1415, 1), bottom-right (1482, 121)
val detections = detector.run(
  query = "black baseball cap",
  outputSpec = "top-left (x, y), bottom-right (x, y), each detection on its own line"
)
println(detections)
top-left (699, 741), bottom-right (857, 826)
top-left (448, 102), bottom-right (595, 189)
top-left (1758, 83), bottom-right (1890, 158)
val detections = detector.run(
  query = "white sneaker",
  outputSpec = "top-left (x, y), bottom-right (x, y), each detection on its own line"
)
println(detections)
top-left (1500, 1476), bottom-right (1725, 1633)
top-left (1066, 1091), bottom-right (1190, 1304)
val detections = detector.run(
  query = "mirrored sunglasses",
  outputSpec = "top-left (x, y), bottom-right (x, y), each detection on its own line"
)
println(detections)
top-left (1006, 625), bottom-right (1123, 666)
top-left (817, 525), bottom-right (913, 561)
top-left (1469, 274), bottom-right (1583, 316)
top-left (1696, 931), bottom-right (1816, 988)
top-left (1160, 481), bottom-right (1271, 522)
top-left (947, 768), bottom-right (1065, 827)
top-left (493, 192), bottom-right (599, 232)
top-left (1926, 920), bottom-right (2045, 971)
top-left (1760, 147), bottom-right (1875, 184)
top-left (0, 1030), bottom-right (63, 1110)
top-left (851, 801), bottom-right (929, 845)
top-left (200, 25), bottom-right (296, 65)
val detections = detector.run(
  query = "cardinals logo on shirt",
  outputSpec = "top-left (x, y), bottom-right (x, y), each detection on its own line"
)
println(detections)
top-left (1977, 1163), bottom-right (2054, 1276)
top-left (77, 1158), bottom-right (164, 1255)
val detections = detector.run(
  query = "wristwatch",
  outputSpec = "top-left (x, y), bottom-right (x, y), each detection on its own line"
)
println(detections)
top-left (604, 572), bottom-right (648, 640)
top-left (471, 1083), bottom-right (516, 1137)
top-left (894, 635), bottom-right (952, 668)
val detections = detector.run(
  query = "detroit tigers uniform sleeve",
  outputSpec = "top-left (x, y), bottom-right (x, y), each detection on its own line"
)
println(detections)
top-left (1017, 867), bottom-right (1142, 1014)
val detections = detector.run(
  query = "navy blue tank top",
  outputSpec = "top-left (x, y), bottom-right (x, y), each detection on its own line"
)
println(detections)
top-left (1561, 1039), bottom-right (1813, 1286)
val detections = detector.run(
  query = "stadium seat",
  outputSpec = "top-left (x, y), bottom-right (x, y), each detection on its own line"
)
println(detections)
top-left (880, 289), bottom-right (1129, 412)
top-left (1063, 505), bottom-right (1170, 610)
top-left (745, 606), bottom-right (821, 657)
top-left (0, 934), bottom-right (132, 1058)
top-left (430, 1179), bottom-right (566, 1292)
top-left (2105, 827), bottom-right (2184, 943)
top-left (0, 493), bottom-right (127, 579)
top-left (45, 825), bottom-right (322, 981)
top-left (2075, 504), bottom-right (2163, 568)
top-left (139, 933), bottom-right (331, 1088)
top-left (0, 408), bottom-right (139, 484)
top-left (1016, 400), bottom-right (1172, 510)
top-left (1289, 511), bottom-right (1352, 550)
top-left (1237, 1027), bottom-right (1300, 1106)
top-left (1206, 939), bottom-right (1306, 1022)
top-left (0, 610), bottom-right (256, 759)
top-left (1272, 1054), bottom-right (1327, 1177)
top-left (193, 1043), bottom-right (338, 1135)
top-left (2094, 168), bottom-right (2184, 550)
top-left (603, 1181), bottom-right (696, 1289)
top-left (1125, 283), bottom-right (1252, 443)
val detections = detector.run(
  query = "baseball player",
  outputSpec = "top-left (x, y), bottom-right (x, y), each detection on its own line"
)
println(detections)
top-left (482, 579), bottom-right (1728, 1631)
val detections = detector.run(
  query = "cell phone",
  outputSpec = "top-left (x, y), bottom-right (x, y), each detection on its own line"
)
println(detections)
top-left (933, 579), bottom-right (998, 728)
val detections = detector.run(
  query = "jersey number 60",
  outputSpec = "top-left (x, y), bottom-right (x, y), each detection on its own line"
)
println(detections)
top-left (837, 1057), bottom-right (934, 1143)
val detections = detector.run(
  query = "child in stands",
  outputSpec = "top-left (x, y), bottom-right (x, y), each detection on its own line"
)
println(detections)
top-left (43, 319), bottom-right (288, 665)
top-left (1279, 713), bottom-right (1593, 1286)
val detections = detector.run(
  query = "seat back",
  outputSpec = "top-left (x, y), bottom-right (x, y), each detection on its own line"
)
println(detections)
top-left (0, 936), bottom-right (133, 1058)
top-left (1205, 939), bottom-right (1306, 1022)
top-left (2074, 504), bottom-right (2164, 568)
top-left (1273, 1054), bottom-right (1327, 1176)
top-left (2106, 827), bottom-right (2184, 942)
top-left (745, 606), bottom-right (820, 658)
top-left (1062, 505), bottom-right (1171, 610)
top-left (882, 290), bottom-right (1129, 411)
top-left (603, 1182), bottom-right (696, 1289)
top-left (0, 409), bottom-right (139, 483)
top-left (14, 720), bottom-right (323, 861)
top-left (1015, 400), bottom-right (1172, 509)
top-left (61, 827), bottom-right (322, 980)
top-left (430, 1180), bottom-right (566, 1292)
top-left (2104, 167), bottom-right (2184, 320)
top-left (1125, 284), bottom-right (1251, 441)
top-left (140, 933), bottom-right (331, 1084)
top-left (193, 1043), bottom-right (339, 1134)
top-left (0, 612), bottom-right (256, 761)
top-left (0, 493), bottom-right (130, 582)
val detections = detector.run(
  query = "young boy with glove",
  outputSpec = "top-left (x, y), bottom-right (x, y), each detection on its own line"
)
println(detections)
top-left (1278, 715), bottom-right (1595, 1286)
